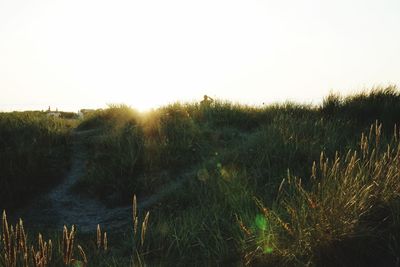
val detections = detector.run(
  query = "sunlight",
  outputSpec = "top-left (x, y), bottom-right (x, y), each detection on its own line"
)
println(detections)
top-left (1, 0), bottom-right (400, 111)
top-left (2, 1), bottom-right (400, 265)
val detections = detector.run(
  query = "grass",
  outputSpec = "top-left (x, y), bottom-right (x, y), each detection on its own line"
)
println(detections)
top-left (0, 111), bottom-right (75, 210)
top-left (1, 195), bottom-right (150, 267)
top-left (241, 122), bottom-right (400, 266)
top-left (2, 86), bottom-right (400, 266)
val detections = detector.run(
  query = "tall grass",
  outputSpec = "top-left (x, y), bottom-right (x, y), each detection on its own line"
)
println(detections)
top-left (1, 195), bottom-right (150, 267)
top-left (68, 87), bottom-right (400, 265)
top-left (242, 122), bottom-right (400, 266)
top-left (0, 112), bottom-right (74, 210)
top-left (321, 85), bottom-right (400, 130)
top-left (74, 106), bottom-right (146, 203)
top-left (2, 87), bottom-right (400, 265)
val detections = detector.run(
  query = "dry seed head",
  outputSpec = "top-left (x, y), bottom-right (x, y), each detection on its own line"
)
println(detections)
top-left (38, 233), bottom-right (43, 252)
top-left (23, 251), bottom-right (28, 267)
top-left (62, 225), bottom-right (67, 248)
top-left (332, 153), bottom-right (340, 171)
top-left (15, 223), bottom-right (20, 254)
top-left (322, 159), bottom-right (328, 178)
top-left (235, 214), bottom-right (252, 236)
top-left (375, 122), bottom-right (382, 149)
top-left (103, 232), bottom-right (108, 251)
top-left (68, 225), bottom-right (76, 263)
top-left (78, 245), bottom-right (88, 265)
top-left (2, 211), bottom-right (12, 266)
top-left (62, 225), bottom-right (76, 265)
top-left (97, 224), bottom-right (101, 249)
top-left (274, 212), bottom-right (294, 236)
top-left (360, 132), bottom-right (365, 150)
top-left (48, 240), bottom-right (52, 262)
top-left (311, 161), bottom-right (317, 179)
top-left (62, 226), bottom-right (67, 264)
top-left (2, 210), bottom-right (10, 244)
top-left (19, 219), bottom-right (27, 254)
top-left (319, 152), bottom-right (324, 171)
top-left (133, 195), bottom-right (138, 235)
top-left (133, 195), bottom-right (137, 221)
top-left (278, 178), bottom-right (286, 193)
top-left (253, 197), bottom-right (265, 211)
top-left (369, 124), bottom-right (374, 140)
top-left (360, 133), bottom-right (369, 157)
top-left (141, 211), bottom-right (150, 246)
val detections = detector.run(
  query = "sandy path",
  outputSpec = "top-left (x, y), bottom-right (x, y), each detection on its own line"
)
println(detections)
top-left (12, 129), bottom-right (192, 233)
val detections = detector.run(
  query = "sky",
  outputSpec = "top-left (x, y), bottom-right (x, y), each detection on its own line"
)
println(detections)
top-left (0, 0), bottom-right (399, 112)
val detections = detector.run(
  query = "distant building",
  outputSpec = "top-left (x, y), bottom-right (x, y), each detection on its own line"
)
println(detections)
top-left (46, 106), bottom-right (61, 118)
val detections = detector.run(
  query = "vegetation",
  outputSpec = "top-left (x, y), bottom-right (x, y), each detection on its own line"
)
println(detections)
top-left (0, 196), bottom-right (150, 267)
top-left (0, 111), bottom-right (75, 210)
top-left (2, 86), bottom-right (400, 266)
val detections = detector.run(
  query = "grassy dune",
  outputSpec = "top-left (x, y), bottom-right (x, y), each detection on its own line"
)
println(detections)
top-left (2, 87), bottom-right (400, 266)
top-left (0, 111), bottom-right (75, 210)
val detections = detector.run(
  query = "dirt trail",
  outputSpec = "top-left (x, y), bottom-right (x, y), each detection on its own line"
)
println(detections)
top-left (13, 129), bottom-right (192, 233)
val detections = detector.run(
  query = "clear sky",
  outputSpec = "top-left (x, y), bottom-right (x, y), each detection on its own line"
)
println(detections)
top-left (1, 0), bottom-right (399, 112)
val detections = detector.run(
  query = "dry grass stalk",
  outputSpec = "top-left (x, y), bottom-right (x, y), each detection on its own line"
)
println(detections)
top-left (242, 122), bottom-right (400, 264)
top-left (97, 224), bottom-right (101, 250)
top-left (2, 210), bottom-right (14, 267)
top-left (2, 211), bottom-right (53, 267)
top-left (235, 215), bottom-right (251, 237)
top-left (103, 232), bottom-right (108, 251)
top-left (77, 245), bottom-right (88, 267)
top-left (131, 195), bottom-right (150, 265)
top-left (96, 224), bottom-right (108, 252)
top-left (133, 195), bottom-right (138, 235)
top-left (18, 219), bottom-right (28, 267)
top-left (141, 212), bottom-right (150, 247)
top-left (62, 225), bottom-right (75, 265)
top-left (31, 235), bottom-right (52, 267)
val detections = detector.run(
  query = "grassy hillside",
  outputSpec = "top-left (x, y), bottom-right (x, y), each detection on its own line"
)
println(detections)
top-left (2, 86), bottom-right (400, 266)
top-left (0, 111), bottom-right (75, 210)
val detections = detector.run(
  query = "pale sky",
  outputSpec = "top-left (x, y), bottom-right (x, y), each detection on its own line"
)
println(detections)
top-left (1, 0), bottom-right (399, 111)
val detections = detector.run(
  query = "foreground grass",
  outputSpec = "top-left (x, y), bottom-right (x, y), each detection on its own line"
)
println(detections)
top-left (2, 86), bottom-right (400, 266)
top-left (1, 196), bottom-right (149, 267)
top-left (242, 122), bottom-right (400, 266)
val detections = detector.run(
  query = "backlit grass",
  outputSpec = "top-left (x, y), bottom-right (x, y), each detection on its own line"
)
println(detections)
top-left (0, 111), bottom-right (75, 210)
top-left (2, 86), bottom-right (400, 266)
